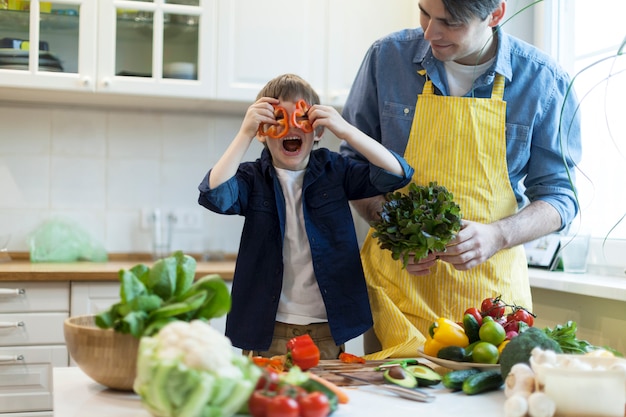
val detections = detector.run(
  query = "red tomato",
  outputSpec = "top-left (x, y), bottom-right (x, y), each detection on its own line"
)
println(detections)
top-left (481, 297), bottom-right (506, 319)
top-left (503, 316), bottom-right (519, 334)
top-left (298, 392), bottom-right (330, 417)
top-left (249, 391), bottom-right (274, 417)
top-left (255, 368), bottom-right (280, 391)
top-left (512, 308), bottom-right (535, 327)
top-left (266, 395), bottom-right (299, 417)
top-left (464, 307), bottom-right (483, 326)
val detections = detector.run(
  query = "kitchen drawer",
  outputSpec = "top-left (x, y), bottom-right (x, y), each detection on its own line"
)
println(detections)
top-left (0, 313), bottom-right (68, 347)
top-left (0, 282), bottom-right (69, 313)
top-left (0, 345), bottom-right (67, 414)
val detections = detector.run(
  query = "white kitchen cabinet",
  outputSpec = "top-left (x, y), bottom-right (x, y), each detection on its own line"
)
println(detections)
top-left (0, 0), bottom-right (216, 99)
top-left (0, 281), bottom-right (69, 416)
top-left (215, 0), bottom-right (419, 105)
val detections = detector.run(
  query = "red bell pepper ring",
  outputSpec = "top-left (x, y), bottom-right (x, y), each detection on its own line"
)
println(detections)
top-left (291, 99), bottom-right (313, 133)
top-left (338, 352), bottom-right (366, 364)
top-left (258, 105), bottom-right (289, 139)
top-left (286, 334), bottom-right (320, 370)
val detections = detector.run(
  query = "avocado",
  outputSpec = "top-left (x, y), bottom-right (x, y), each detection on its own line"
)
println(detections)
top-left (383, 366), bottom-right (418, 388)
top-left (406, 364), bottom-right (442, 386)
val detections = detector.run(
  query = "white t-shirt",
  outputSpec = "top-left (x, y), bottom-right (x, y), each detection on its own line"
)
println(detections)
top-left (274, 167), bottom-right (327, 324)
top-left (444, 57), bottom-right (496, 97)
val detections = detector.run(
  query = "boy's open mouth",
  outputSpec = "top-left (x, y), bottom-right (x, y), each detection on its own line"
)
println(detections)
top-left (282, 137), bottom-right (302, 153)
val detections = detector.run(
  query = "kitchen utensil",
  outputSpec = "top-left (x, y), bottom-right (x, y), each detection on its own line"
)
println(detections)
top-left (336, 372), bottom-right (435, 403)
top-left (417, 347), bottom-right (500, 371)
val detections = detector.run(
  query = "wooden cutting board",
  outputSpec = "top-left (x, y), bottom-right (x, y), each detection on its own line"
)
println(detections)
top-left (308, 360), bottom-right (391, 386)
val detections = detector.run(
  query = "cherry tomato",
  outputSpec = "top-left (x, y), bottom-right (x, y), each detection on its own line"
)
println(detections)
top-left (480, 296), bottom-right (505, 319)
top-left (249, 391), bottom-right (274, 417)
top-left (512, 308), bottom-right (535, 327)
top-left (464, 307), bottom-right (483, 326)
top-left (298, 391), bottom-right (330, 417)
top-left (266, 395), bottom-right (299, 417)
top-left (255, 367), bottom-right (281, 391)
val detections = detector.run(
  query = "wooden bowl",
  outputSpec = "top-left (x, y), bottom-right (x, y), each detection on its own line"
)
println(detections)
top-left (63, 315), bottom-right (140, 391)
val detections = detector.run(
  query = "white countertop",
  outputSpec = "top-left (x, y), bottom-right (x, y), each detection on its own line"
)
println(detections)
top-left (528, 267), bottom-right (626, 302)
top-left (53, 367), bottom-right (506, 417)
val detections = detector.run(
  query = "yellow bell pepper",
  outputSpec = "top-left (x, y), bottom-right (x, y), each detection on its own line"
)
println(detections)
top-left (423, 317), bottom-right (469, 357)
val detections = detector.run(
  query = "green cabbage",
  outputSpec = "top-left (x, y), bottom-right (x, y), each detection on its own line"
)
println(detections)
top-left (134, 320), bottom-right (261, 417)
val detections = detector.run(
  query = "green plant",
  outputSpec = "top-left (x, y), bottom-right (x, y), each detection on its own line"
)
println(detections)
top-left (371, 182), bottom-right (462, 267)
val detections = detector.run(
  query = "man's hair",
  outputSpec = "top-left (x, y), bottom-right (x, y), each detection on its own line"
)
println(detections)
top-left (256, 73), bottom-right (321, 105)
top-left (441, 0), bottom-right (502, 23)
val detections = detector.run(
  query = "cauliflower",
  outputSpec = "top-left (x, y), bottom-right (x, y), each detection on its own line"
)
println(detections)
top-left (134, 320), bottom-right (261, 417)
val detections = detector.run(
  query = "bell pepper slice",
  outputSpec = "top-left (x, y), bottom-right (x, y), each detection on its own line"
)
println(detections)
top-left (339, 352), bottom-right (366, 364)
top-left (291, 99), bottom-right (313, 133)
top-left (286, 334), bottom-right (320, 370)
top-left (258, 105), bottom-right (289, 139)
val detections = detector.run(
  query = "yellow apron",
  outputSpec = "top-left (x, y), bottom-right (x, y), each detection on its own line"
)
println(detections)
top-left (361, 73), bottom-right (532, 359)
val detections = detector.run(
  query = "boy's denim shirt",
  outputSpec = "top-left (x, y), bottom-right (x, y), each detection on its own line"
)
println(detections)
top-left (198, 147), bottom-right (413, 350)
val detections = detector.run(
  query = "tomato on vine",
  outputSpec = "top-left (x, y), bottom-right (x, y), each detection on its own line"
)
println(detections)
top-left (298, 391), bottom-right (330, 417)
top-left (266, 395), bottom-right (299, 417)
top-left (480, 296), bottom-right (506, 319)
top-left (510, 307), bottom-right (535, 327)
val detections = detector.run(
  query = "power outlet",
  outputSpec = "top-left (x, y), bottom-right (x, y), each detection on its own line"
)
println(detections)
top-left (140, 208), bottom-right (202, 231)
top-left (171, 209), bottom-right (203, 231)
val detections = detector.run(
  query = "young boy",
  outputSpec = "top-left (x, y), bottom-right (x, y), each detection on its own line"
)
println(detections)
top-left (198, 74), bottom-right (413, 359)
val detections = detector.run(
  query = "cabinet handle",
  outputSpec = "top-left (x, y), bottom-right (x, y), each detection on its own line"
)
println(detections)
top-left (101, 77), bottom-right (111, 88)
top-left (80, 76), bottom-right (91, 87)
top-left (0, 288), bottom-right (26, 296)
top-left (0, 354), bottom-right (24, 363)
top-left (0, 321), bottom-right (24, 328)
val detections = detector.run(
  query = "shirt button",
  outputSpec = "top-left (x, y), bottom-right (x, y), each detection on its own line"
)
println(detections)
top-left (404, 108), bottom-right (409, 115)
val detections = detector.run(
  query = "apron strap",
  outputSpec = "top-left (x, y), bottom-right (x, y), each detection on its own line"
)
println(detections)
top-left (491, 73), bottom-right (505, 100)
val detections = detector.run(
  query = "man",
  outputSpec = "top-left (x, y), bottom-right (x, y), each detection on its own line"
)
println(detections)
top-left (341, 0), bottom-right (581, 358)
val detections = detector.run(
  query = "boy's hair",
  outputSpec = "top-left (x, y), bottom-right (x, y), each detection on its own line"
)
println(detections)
top-left (441, 0), bottom-right (502, 23)
top-left (256, 73), bottom-right (321, 105)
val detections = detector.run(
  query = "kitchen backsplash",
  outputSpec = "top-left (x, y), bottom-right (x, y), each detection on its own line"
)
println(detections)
top-left (0, 101), bottom-right (284, 257)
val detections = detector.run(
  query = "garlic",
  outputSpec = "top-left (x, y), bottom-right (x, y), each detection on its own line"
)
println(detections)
top-left (505, 363), bottom-right (536, 398)
top-left (527, 392), bottom-right (556, 417)
top-left (504, 394), bottom-right (529, 417)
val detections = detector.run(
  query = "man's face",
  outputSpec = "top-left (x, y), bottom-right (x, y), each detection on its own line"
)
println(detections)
top-left (418, 0), bottom-right (500, 65)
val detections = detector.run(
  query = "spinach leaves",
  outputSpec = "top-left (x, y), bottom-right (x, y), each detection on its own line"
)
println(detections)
top-left (371, 182), bottom-right (462, 268)
top-left (95, 251), bottom-right (231, 338)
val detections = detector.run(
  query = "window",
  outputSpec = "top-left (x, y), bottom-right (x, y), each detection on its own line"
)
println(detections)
top-left (507, 0), bottom-right (626, 269)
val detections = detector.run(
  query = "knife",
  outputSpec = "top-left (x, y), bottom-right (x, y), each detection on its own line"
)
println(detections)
top-left (336, 372), bottom-right (435, 403)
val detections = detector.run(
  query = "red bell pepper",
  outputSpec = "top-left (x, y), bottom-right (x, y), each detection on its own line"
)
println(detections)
top-left (258, 105), bottom-right (289, 139)
top-left (291, 99), bottom-right (313, 133)
top-left (286, 334), bottom-right (320, 370)
top-left (338, 352), bottom-right (366, 364)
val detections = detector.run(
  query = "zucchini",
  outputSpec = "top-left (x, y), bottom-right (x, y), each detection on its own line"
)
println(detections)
top-left (437, 345), bottom-right (468, 362)
top-left (461, 370), bottom-right (504, 395)
top-left (441, 368), bottom-right (481, 391)
top-left (463, 314), bottom-right (481, 343)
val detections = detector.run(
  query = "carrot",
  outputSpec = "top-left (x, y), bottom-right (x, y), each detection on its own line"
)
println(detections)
top-left (307, 372), bottom-right (350, 404)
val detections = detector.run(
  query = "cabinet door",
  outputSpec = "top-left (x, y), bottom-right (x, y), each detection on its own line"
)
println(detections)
top-left (216, 0), bottom-right (327, 102)
top-left (326, 0), bottom-right (419, 106)
top-left (97, 0), bottom-right (217, 98)
top-left (0, 0), bottom-right (97, 91)
top-left (70, 282), bottom-right (120, 317)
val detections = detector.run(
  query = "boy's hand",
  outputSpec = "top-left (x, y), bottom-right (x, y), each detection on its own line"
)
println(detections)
top-left (241, 97), bottom-right (280, 139)
top-left (307, 104), bottom-right (356, 140)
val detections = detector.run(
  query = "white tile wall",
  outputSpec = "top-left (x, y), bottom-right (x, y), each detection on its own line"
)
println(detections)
top-left (0, 101), bottom-right (271, 257)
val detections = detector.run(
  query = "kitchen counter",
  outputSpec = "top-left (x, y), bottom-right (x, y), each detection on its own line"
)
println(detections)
top-left (0, 260), bottom-right (236, 282)
top-left (53, 367), bottom-right (505, 417)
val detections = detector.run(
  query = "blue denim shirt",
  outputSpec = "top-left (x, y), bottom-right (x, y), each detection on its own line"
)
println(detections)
top-left (341, 28), bottom-right (581, 229)
top-left (198, 147), bottom-right (413, 350)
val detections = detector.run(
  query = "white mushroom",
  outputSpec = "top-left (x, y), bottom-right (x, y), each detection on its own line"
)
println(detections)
top-left (527, 392), bottom-right (556, 417)
top-left (504, 394), bottom-right (529, 417)
top-left (505, 363), bottom-right (536, 398)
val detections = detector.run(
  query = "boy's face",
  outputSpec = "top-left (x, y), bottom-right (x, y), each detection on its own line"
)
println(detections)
top-left (258, 99), bottom-right (320, 171)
